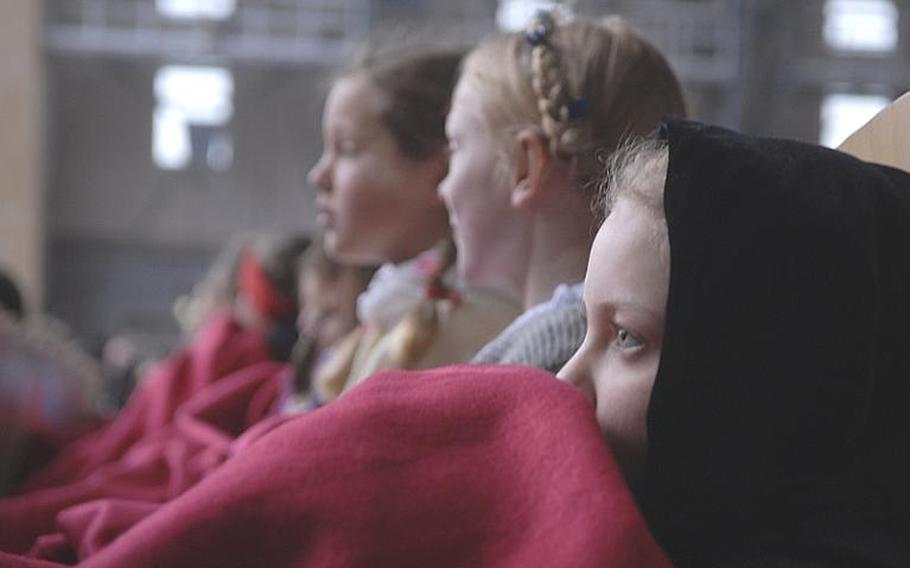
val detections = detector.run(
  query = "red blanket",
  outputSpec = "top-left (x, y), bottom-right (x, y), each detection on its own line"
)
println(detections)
top-left (0, 365), bottom-right (669, 567)
top-left (21, 312), bottom-right (271, 493)
top-left (0, 313), bottom-right (279, 555)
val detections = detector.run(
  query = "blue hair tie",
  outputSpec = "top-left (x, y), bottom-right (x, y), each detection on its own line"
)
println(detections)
top-left (525, 11), bottom-right (554, 47)
top-left (567, 97), bottom-right (590, 120)
top-left (526, 24), bottom-right (549, 47)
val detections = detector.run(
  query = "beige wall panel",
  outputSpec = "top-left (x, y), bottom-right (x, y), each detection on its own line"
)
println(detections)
top-left (838, 91), bottom-right (910, 174)
top-left (0, 0), bottom-right (44, 308)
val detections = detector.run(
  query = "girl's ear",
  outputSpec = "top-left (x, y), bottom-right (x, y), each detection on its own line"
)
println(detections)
top-left (510, 128), bottom-right (552, 211)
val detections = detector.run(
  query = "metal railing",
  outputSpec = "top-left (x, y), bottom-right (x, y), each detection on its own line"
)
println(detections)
top-left (44, 0), bottom-right (371, 65)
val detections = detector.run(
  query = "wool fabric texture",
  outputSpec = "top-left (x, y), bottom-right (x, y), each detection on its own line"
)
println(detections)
top-left (0, 365), bottom-right (669, 567)
top-left (471, 283), bottom-right (586, 373)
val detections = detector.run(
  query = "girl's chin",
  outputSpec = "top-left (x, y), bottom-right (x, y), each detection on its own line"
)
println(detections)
top-left (326, 238), bottom-right (384, 266)
top-left (322, 231), bottom-right (339, 253)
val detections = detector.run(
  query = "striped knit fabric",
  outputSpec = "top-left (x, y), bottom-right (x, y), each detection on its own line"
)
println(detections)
top-left (471, 283), bottom-right (586, 374)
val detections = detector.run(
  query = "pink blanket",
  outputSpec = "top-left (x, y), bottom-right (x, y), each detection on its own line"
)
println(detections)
top-left (0, 365), bottom-right (669, 567)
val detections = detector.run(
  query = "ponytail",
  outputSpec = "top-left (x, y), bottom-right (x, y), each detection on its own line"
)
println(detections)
top-left (388, 239), bottom-right (459, 369)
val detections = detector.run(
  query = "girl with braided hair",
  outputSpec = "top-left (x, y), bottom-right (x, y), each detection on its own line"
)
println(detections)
top-left (439, 12), bottom-right (687, 373)
top-left (308, 44), bottom-right (522, 395)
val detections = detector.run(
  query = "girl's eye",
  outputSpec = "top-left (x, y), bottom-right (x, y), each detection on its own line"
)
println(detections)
top-left (615, 327), bottom-right (643, 349)
top-left (337, 140), bottom-right (359, 155)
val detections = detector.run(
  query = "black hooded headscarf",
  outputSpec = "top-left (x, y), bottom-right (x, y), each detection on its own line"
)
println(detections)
top-left (643, 119), bottom-right (910, 566)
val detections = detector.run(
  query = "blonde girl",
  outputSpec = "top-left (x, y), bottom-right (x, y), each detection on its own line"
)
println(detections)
top-left (438, 12), bottom-right (687, 372)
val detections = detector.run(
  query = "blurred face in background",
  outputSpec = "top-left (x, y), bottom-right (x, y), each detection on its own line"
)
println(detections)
top-left (297, 268), bottom-right (362, 352)
top-left (439, 82), bottom-right (524, 291)
top-left (308, 74), bottom-right (449, 266)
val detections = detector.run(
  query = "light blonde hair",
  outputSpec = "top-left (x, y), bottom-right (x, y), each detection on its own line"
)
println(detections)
top-left (458, 13), bottom-right (686, 191)
top-left (387, 238), bottom-right (457, 368)
top-left (599, 136), bottom-right (669, 222)
top-left (319, 239), bottom-right (458, 391)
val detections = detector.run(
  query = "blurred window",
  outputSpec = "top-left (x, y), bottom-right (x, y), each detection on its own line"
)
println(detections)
top-left (152, 66), bottom-right (234, 171)
top-left (496, 0), bottom-right (574, 32)
top-left (156, 0), bottom-right (236, 21)
top-left (823, 0), bottom-right (898, 53)
top-left (819, 92), bottom-right (890, 147)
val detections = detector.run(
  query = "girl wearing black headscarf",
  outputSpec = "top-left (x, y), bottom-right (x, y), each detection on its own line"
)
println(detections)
top-left (560, 118), bottom-right (910, 566)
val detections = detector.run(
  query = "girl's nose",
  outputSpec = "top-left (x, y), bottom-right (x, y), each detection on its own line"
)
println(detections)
top-left (437, 176), bottom-right (452, 204)
top-left (308, 154), bottom-right (331, 192)
top-left (557, 351), bottom-right (596, 404)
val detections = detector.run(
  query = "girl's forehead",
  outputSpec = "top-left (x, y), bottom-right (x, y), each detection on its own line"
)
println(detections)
top-left (585, 200), bottom-right (669, 312)
top-left (453, 74), bottom-right (496, 110)
top-left (450, 82), bottom-right (480, 114)
top-left (327, 75), bottom-right (385, 129)
top-left (448, 82), bottom-right (500, 137)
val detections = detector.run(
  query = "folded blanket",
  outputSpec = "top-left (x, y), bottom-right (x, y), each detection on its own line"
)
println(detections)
top-left (19, 313), bottom-right (272, 496)
top-left (51, 365), bottom-right (666, 567)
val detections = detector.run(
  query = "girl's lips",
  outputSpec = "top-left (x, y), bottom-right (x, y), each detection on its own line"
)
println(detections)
top-left (316, 209), bottom-right (334, 229)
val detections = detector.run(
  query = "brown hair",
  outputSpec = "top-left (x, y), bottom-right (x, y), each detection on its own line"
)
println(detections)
top-left (0, 267), bottom-right (24, 320)
top-left (247, 232), bottom-right (312, 320)
top-left (349, 46), bottom-right (464, 161)
top-left (459, 13), bottom-right (686, 190)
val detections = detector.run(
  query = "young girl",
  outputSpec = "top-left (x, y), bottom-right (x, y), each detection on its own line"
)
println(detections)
top-left (439, 12), bottom-right (687, 373)
top-left (307, 45), bottom-right (522, 391)
top-left (278, 241), bottom-right (376, 412)
top-left (559, 119), bottom-right (910, 565)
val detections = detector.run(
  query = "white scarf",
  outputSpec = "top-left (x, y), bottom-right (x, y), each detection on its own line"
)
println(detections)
top-left (356, 256), bottom-right (427, 331)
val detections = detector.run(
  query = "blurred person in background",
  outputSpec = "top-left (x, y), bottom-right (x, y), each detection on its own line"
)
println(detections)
top-left (15, 231), bottom-right (309, 495)
top-left (278, 239), bottom-right (376, 412)
top-left (0, 267), bottom-right (101, 496)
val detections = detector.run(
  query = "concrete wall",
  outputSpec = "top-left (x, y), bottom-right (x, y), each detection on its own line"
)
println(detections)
top-left (39, 0), bottom-right (910, 348)
top-left (0, 1), bottom-right (44, 309)
top-left (45, 59), bottom-right (328, 345)
top-left (47, 60), bottom-right (323, 247)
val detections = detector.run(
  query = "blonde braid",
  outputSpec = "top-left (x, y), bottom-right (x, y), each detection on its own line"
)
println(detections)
top-left (388, 239), bottom-right (459, 369)
top-left (526, 11), bottom-right (587, 159)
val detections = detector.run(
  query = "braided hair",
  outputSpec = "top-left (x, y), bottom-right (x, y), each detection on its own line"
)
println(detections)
top-left (458, 12), bottom-right (687, 192)
top-left (387, 238), bottom-right (459, 369)
top-left (527, 11), bottom-right (589, 160)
